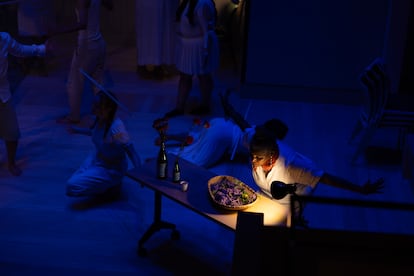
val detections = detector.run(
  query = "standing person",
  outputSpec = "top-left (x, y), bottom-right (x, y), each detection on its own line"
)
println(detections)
top-left (0, 31), bottom-right (49, 176)
top-left (66, 90), bottom-right (141, 197)
top-left (55, 0), bottom-right (113, 125)
top-left (135, 0), bottom-right (179, 79)
top-left (164, 0), bottom-right (220, 118)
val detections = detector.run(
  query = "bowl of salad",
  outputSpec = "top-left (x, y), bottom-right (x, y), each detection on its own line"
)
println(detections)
top-left (208, 175), bottom-right (257, 211)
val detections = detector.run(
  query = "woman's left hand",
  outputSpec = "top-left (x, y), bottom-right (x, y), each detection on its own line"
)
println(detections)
top-left (361, 178), bottom-right (385, 194)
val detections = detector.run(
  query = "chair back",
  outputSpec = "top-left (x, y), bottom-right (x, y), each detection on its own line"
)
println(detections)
top-left (359, 58), bottom-right (389, 126)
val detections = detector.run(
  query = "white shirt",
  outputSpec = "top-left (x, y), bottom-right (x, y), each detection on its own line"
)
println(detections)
top-left (0, 32), bottom-right (45, 103)
top-left (252, 140), bottom-right (324, 206)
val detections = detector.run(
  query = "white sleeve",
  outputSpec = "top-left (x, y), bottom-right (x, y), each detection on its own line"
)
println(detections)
top-left (2, 32), bottom-right (45, 58)
top-left (109, 118), bottom-right (130, 145)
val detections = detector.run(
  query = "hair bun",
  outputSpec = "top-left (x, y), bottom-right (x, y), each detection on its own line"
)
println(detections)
top-left (263, 119), bottom-right (288, 140)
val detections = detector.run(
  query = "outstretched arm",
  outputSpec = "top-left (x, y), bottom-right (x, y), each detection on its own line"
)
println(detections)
top-left (319, 173), bottom-right (384, 195)
top-left (3, 32), bottom-right (46, 58)
top-left (219, 90), bottom-right (251, 131)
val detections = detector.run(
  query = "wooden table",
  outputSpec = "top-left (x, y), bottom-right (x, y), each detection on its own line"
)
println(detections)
top-left (126, 154), bottom-right (288, 256)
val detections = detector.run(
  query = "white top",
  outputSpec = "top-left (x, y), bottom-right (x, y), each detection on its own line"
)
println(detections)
top-left (0, 32), bottom-right (45, 103)
top-left (252, 140), bottom-right (324, 207)
top-left (17, 0), bottom-right (55, 36)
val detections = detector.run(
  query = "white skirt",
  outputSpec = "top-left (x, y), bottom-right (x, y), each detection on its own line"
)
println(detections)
top-left (175, 31), bottom-right (219, 75)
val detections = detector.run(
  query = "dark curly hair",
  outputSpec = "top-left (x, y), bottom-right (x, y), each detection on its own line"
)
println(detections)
top-left (90, 90), bottom-right (118, 138)
top-left (176, 0), bottom-right (217, 27)
top-left (250, 125), bottom-right (279, 156)
top-left (263, 118), bottom-right (288, 140)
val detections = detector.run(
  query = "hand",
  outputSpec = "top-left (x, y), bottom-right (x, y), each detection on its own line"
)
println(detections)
top-left (361, 177), bottom-right (384, 195)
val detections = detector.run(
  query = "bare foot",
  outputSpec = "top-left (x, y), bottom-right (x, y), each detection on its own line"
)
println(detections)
top-left (8, 163), bottom-right (22, 176)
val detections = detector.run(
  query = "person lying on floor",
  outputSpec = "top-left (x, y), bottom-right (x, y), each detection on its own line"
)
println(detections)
top-left (65, 90), bottom-right (141, 197)
top-left (248, 125), bottom-right (384, 223)
top-left (154, 90), bottom-right (384, 223)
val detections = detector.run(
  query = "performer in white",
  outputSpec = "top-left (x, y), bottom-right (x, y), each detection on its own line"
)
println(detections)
top-left (135, 0), bottom-right (179, 79)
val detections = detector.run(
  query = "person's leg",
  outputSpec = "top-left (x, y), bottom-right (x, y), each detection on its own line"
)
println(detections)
top-left (89, 39), bottom-right (106, 96)
top-left (57, 49), bottom-right (83, 124)
top-left (1, 100), bottom-right (22, 176)
top-left (219, 89), bottom-right (251, 131)
top-left (66, 162), bottom-right (123, 197)
top-left (191, 73), bottom-right (213, 115)
top-left (164, 72), bottom-right (192, 118)
top-left (5, 140), bottom-right (21, 176)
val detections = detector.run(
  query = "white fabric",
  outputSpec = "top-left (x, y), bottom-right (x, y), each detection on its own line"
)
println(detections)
top-left (0, 32), bottom-right (46, 103)
top-left (66, 118), bottom-right (132, 197)
top-left (17, 0), bottom-right (55, 36)
top-left (173, 118), bottom-right (242, 168)
top-left (175, 0), bottom-right (219, 75)
top-left (66, 0), bottom-right (106, 121)
top-left (252, 141), bottom-right (324, 209)
top-left (169, 115), bottom-right (324, 215)
top-left (77, 0), bottom-right (102, 44)
top-left (0, 31), bottom-right (45, 141)
top-left (135, 0), bottom-right (179, 66)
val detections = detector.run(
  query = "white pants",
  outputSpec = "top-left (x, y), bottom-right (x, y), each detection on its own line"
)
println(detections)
top-left (66, 38), bottom-right (106, 121)
top-left (66, 154), bottom-right (124, 197)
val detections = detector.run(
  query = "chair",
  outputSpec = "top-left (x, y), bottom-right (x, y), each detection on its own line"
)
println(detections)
top-left (349, 58), bottom-right (414, 163)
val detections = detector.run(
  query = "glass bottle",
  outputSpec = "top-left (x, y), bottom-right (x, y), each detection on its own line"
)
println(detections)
top-left (173, 159), bottom-right (181, 183)
top-left (157, 140), bottom-right (168, 179)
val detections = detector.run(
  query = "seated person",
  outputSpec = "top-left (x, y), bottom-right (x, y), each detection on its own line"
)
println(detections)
top-left (66, 90), bottom-right (141, 197)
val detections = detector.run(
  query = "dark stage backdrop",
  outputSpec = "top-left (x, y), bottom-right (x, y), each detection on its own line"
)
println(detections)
top-left (240, 0), bottom-right (409, 104)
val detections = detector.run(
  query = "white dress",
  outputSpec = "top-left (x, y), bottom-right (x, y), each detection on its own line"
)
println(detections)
top-left (174, 118), bottom-right (242, 168)
top-left (66, 118), bottom-right (132, 197)
top-left (175, 0), bottom-right (219, 75)
top-left (135, 0), bottom-right (179, 66)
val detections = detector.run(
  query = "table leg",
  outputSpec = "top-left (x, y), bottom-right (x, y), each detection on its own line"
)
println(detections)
top-left (137, 191), bottom-right (179, 256)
